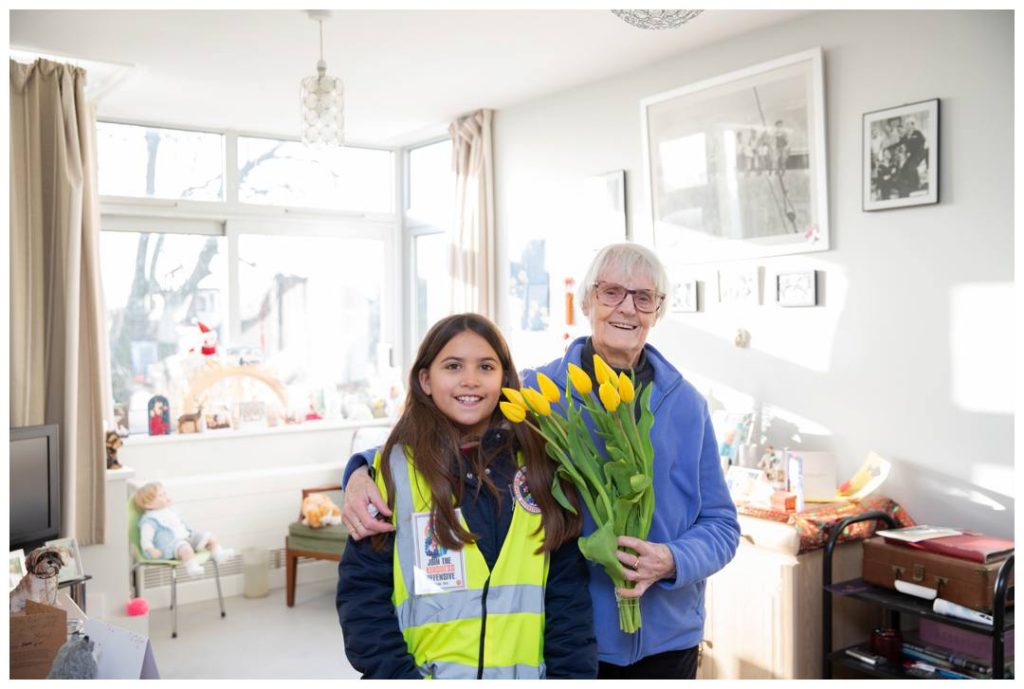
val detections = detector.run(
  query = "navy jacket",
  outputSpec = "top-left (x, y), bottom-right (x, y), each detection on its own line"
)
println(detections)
top-left (337, 429), bottom-right (597, 678)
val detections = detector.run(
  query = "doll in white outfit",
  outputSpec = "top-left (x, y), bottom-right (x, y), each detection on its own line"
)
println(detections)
top-left (134, 482), bottom-right (233, 576)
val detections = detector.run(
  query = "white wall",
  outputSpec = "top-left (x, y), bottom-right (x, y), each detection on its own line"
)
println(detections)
top-left (494, 11), bottom-right (1014, 536)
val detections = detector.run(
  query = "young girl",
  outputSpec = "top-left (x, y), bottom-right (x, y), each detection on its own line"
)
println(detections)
top-left (336, 314), bottom-right (596, 679)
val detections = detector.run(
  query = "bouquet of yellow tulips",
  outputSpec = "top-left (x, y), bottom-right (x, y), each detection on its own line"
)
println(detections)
top-left (500, 354), bottom-right (655, 633)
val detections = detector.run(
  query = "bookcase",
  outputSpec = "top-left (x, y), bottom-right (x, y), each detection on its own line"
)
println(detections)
top-left (822, 511), bottom-right (1014, 679)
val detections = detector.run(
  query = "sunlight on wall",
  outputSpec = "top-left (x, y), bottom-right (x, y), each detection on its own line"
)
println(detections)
top-left (661, 254), bottom-right (847, 373)
top-left (949, 282), bottom-right (1013, 415)
top-left (968, 462), bottom-right (1015, 500)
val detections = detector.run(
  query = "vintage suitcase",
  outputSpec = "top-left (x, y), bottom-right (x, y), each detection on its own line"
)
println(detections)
top-left (862, 537), bottom-right (1014, 613)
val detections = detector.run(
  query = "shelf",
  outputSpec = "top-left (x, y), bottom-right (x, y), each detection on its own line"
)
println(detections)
top-left (828, 645), bottom-right (911, 679)
top-left (827, 578), bottom-right (1014, 633)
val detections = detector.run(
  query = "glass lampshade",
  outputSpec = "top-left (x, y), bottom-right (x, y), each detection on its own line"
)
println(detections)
top-left (301, 61), bottom-right (344, 148)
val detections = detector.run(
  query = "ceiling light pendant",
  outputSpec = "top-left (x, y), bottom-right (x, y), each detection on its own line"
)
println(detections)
top-left (301, 10), bottom-right (344, 148)
top-left (612, 10), bottom-right (705, 30)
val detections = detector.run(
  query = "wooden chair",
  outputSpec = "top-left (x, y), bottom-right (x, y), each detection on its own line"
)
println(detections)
top-left (285, 484), bottom-right (348, 607)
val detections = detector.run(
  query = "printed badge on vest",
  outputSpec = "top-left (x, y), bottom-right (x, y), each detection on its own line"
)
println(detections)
top-left (512, 466), bottom-right (542, 514)
top-left (411, 509), bottom-right (468, 595)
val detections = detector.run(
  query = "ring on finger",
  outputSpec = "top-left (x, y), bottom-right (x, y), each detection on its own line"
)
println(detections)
top-left (632, 556), bottom-right (641, 569)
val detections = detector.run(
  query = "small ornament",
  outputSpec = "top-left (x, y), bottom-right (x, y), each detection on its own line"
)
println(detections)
top-left (147, 396), bottom-right (171, 436)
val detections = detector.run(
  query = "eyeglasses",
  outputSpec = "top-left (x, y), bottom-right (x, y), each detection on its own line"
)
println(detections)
top-left (592, 281), bottom-right (665, 313)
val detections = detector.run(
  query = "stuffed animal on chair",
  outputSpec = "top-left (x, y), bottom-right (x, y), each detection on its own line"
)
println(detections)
top-left (134, 482), bottom-right (234, 576)
top-left (10, 546), bottom-right (64, 612)
top-left (301, 493), bottom-right (342, 529)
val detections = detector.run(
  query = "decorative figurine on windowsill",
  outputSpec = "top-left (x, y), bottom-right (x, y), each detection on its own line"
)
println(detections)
top-left (133, 482), bottom-right (234, 577)
top-left (106, 430), bottom-right (123, 470)
top-left (148, 396), bottom-right (171, 436)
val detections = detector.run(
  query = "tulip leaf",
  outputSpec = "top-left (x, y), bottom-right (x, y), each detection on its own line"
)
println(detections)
top-left (629, 473), bottom-right (651, 493)
top-left (577, 520), bottom-right (623, 582)
top-left (550, 470), bottom-right (578, 515)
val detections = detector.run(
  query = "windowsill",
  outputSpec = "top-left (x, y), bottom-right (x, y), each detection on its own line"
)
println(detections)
top-left (122, 417), bottom-right (393, 446)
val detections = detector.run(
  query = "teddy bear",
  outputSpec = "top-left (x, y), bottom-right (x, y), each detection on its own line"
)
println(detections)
top-left (133, 482), bottom-right (234, 576)
top-left (106, 430), bottom-right (123, 470)
top-left (301, 493), bottom-right (342, 529)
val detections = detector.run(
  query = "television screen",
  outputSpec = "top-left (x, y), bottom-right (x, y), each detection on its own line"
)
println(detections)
top-left (10, 424), bottom-right (60, 551)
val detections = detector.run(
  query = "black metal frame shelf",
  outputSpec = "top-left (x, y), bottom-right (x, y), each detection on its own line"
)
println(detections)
top-left (822, 510), bottom-right (1014, 680)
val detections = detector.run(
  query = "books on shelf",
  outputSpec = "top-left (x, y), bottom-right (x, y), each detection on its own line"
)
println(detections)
top-left (877, 525), bottom-right (1013, 563)
top-left (900, 634), bottom-right (1014, 679)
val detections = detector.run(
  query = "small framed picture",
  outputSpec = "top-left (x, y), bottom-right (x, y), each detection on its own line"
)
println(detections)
top-left (863, 98), bottom-right (939, 211)
top-left (9, 549), bottom-right (26, 591)
top-left (718, 267), bottom-right (761, 306)
top-left (44, 537), bottom-right (84, 583)
top-left (776, 270), bottom-right (818, 307)
top-left (670, 279), bottom-right (699, 313)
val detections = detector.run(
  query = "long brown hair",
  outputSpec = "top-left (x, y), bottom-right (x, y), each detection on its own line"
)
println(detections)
top-left (373, 313), bottom-right (581, 554)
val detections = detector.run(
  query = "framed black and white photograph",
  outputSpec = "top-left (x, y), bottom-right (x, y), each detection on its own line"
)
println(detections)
top-left (642, 48), bottom-right (829, 264)
top-left (45, 537), bottom-right (84, 583)
top-left (863, 98), bottom-right (939, 210)
top-left (670, 279), bottom-right (699, 313)
top-left (776, 270), bottom-right (817, 307)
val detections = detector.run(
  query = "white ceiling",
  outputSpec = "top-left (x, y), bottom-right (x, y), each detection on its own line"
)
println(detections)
top-left (10, 9), bottom-right (812, 147)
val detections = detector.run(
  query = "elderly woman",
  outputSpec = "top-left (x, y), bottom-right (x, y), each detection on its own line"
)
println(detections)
top-left (341, 242), bottom-right (739, 679)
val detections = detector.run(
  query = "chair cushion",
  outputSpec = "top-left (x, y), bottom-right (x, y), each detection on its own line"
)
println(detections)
top-left (288, 521), bottom-right (348, 541)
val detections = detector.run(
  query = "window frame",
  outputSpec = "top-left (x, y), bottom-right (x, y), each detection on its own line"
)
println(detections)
top-left (99, 119), bottom-right (402, 429)
top-left (402, 135), bottom-right (452, 362)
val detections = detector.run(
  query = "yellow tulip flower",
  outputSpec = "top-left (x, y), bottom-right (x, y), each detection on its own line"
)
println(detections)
top-left (502, 387), bottom-right (527, 409)
top-left (593, 354), bottom-right (617, 386)
top-left (536, 372), bottom-right (561, 403)
top-left (521, 388), bottom-right (553, 416)
top-left (617, 371), bottom-right (635, 403)
top-left (499, 401), bottom-right (527, 424)
top-left (567, 363), bottom-right (593, 395)
top-left (599, 381), bottom-right (621, 412)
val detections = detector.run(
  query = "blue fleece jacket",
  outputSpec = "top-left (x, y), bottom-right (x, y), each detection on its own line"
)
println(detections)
top-left (522, 337), bottom-right (739, 666)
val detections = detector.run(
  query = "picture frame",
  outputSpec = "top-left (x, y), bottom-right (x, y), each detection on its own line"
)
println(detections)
top-left (9, 549), bottom-right (26, 591)
top-left (863, 98), bottom-right (939, 211)
top-left (642, 48), bottom-right (829, 264)
top-left (776, 270), bottom-right (818, 307)
top-left (670, 279), bottom-right (700, 313)
top-left (718, 266), bottom-right (762, 306)
top-left (44, 537), bottom-right (84, 583)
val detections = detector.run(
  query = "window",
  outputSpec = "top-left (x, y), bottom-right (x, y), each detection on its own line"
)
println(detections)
top-left (100, 231), bottom-right (228, 434)
top-left (406, 138), bottom-right (454, 349)
top-left (99, 122), bottom-right (398, 435)
top-left (237, 136), bottom-right (393, 213)
top-left (97, 122), bottom-right (224, 201)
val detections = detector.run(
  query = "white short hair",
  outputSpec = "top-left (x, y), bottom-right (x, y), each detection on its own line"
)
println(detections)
top-left (577, 242), bottom-right (670, 322)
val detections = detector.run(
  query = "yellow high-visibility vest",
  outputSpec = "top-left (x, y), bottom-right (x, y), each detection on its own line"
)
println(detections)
top-left (373, 445), bottom-right (549, 679)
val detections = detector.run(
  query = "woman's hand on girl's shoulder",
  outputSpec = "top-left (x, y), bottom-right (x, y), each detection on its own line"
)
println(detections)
top-left (342, 466), bottom-right (394, 540)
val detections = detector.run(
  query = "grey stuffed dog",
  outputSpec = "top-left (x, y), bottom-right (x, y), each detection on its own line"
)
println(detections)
top-left (47, 634), bottom-right (99, 679)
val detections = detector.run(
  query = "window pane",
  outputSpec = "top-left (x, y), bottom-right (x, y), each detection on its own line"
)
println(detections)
top-left (408, 139), bottom-right (453, 227)
top-left (101, 232), bottom-right (228, 434)
top-left (237, 137), bottom-right (393, 213)
top-left (414, 232), bottom-right (450, 345)
top-left (237, 234), bottom-right (387, 418)
top-left (97, 122), bottom-right (224, 201)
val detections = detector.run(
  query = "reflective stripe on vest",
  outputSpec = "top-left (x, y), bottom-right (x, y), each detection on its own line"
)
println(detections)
top-left (378, 445), bottom-right (548, 680)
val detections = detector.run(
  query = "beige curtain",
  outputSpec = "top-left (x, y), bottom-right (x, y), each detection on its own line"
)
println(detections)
top-left (448, 109), bottom-right (495, 318)
top-left (10, 58), bottom-right (112, 546)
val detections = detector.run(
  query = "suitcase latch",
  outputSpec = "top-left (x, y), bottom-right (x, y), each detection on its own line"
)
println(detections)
top-left (891, 565), bottom-right (905, 579)
top-left (912, 564), bottom-right (926, 582)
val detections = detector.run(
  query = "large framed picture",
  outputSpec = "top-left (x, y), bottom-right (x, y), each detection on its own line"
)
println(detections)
top-left (45, 537), bottom-right (84, 583)
top-left (863, 98), bottom-right (939, 210)
top-left (642, 48), bottom-right (829, 264)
